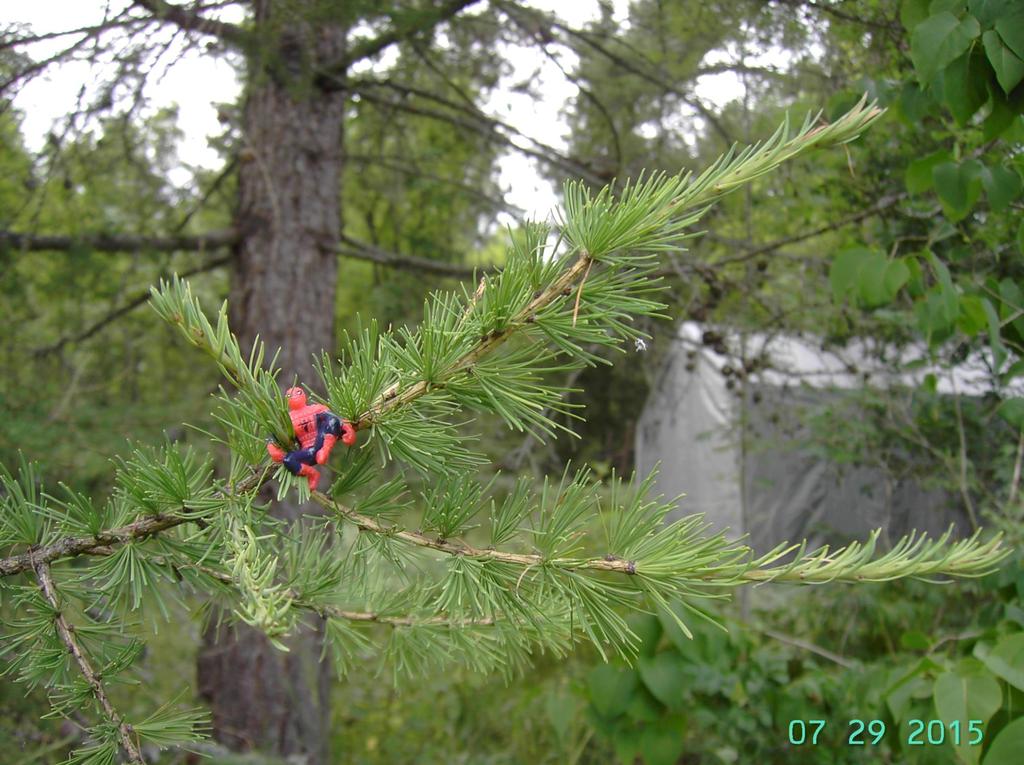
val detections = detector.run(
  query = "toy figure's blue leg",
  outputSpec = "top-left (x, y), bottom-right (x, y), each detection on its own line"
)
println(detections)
top-left (314, 413), bottom-right (344, 465)
top-left (283, 447), bottom-right (317, 475)
top-left (283, 447), bottom-right (322, 490)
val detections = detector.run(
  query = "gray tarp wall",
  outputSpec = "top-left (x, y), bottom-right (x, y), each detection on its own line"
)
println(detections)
top-left (636, 322), bottom-right (987, 553)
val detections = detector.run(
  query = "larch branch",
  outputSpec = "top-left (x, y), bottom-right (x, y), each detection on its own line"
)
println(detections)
top-left (35, 562), bottom-right (147, 765)
top-left (350, 85), bottom-right (609, 185)
top-left (2, 250), bottom-right (599, 577)
top-left (0, 228), bottom-right (237, 254)
top-left (145, 554), bottom-right (496, 628)
top-left (310, 488), bottom-right (638, 575)
top-left (132, 0), bottom-right (247, 46)
top-left (352, 250), bottom-right (596, 430)
top-left (334, 0), bottom-right (483, 72)
top-left (337, 234), bottom-right (486, 278)
top-left (0, 471), bottom-right (265, 578)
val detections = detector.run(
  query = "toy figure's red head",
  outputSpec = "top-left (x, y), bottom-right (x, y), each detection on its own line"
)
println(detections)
top-left (286, 386), bottom-right (307, 411)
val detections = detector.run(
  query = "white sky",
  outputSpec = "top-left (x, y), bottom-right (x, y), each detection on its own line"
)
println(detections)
top-left (4, 0), bottom-right (764, 221)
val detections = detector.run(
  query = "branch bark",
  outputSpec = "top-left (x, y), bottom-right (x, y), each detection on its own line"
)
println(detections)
top-left (312, 488), bottom-right (638, 574)
top-left (0, 228), bottom-right (237, 253)
top-left (329, 0), bottom-right (483, 73)
top-left (772, 0), bottom-right (902, 32)
top-left (0, 251), bottom-right (597, 580)
top-left (704, 191), bottom-right (908, 266)
top-left (350, 84), bottom-right (610, 185)
top-left (35, 562), bottom-right (147, 765)
top-left (3, 227), bottom-right (497, 273)
top-left (0, 471), bottom-right (265, 578)
top-left (132, 0), bottom-right (248, 46)
top-left (353, 249), bottom-right (596, 429)
top-left (337, 233), bottom-right (485, 277)
top-left (495, 0), bottom-right (735, 144)
top-left (145, 554), bottom-right (496, 627)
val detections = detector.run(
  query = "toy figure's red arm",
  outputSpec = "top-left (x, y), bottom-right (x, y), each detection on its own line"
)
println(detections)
top-left (267, 441), bottom-right (286, 462)
top-left (341, 421), bottom-right (357, 446)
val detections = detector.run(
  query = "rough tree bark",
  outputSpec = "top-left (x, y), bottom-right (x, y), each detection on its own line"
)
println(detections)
top-left (196, 4), bottom-right (346, 763)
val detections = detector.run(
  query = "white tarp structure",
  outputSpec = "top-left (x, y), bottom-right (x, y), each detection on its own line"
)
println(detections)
top-left (636, 322), bottom-right (1010, 553)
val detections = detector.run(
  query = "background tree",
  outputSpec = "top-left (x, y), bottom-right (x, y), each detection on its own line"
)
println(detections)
top-left (5, 2), bottom-right (530, 760)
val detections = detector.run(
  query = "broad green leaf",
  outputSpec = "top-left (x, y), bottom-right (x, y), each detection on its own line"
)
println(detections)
top-left (1001, 279), bottom-right (1024, 317)
top-left (997, 399), bottom-right (1024, 430)
top-left (968, 0), bottom-right (1015, 27)
top-left (1018, 219), bottom-right (1024, 255)
top-left (980, 632), bottom-right (1024, 689)
top-left (983, 90), bottom-right (1017, 139)
top-left (957, 294), bottom-right (988, 335)
top-left (984, 717), bottom-right (1024, 765)
top-left (934, 658), bottom-right (1002, 765)
top-left (900, 81), bottom-right (935, 122)
top-left (611, 723), bottom-right (642, 765)
top-left (982, 297), bottom-right (1007, 371)
top-left (998, 279), bottom-right (1024, 340)
top-left (917, 291), bottom-right (956, 339)
top-left (637, 652), bottom-right (687, 709)
top-left (933, 160), bottom-right (983, 220)
top-left (980, 164), bottom-right (1022, 210)
top-left (628, 613), bottom-right (663, 657)
top-left (886, 657), bottom-right (943, 722)
top-left (994, 9), bottom-right (1024, 60)
top-left (929, 218), bottom-right (959, 243)
top-left (830, 247), bottom-right (872, 300)
top-left (639, 718), bottom-right (686, 765)
top-left (927, 250), bottom-right (961, 323)
top-left (857, 251), bottom-right (892, 306)
top-left (588, 663), bottom-right (639, 719)
top-left (626, 686), bottom-right (665, 722)
top-left (901, 630), bottom-right (931, 650)
top-left (983, 30), bottom-right (1024, 92)
top-left (545, 689), bottom-right (575, 741)
top-left (1002, 359), bottom-right (1024, 381)
top-left (906, 150), bottom-right (951, 194)
top-left (884, 258), bottom-right (912, 298)
top-left (939, 51), bottom-right (990, 123)
top-left (911, 12), bottom-right (981, 83)
top-left (902, 0), bottom-right (932, 30)
top-left (906, 253), bottom-right (926, 297)
top-left (832, 248), bottom-right (905, 308)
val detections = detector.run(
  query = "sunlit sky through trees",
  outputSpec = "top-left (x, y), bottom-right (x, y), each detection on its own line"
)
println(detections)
top-left (5, 0), bottom-right (788, 221)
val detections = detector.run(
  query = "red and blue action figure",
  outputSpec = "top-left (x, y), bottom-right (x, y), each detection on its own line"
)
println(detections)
top-left (266, 386), bottom-right (356, 491)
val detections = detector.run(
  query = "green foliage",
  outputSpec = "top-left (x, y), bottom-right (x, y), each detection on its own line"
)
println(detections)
top-left (0, 98), bottom-right (1012, 765)
top-left (0, 109), bottom-right (225, 497)
top-left (986, 717), bottom-right (1024, 764)
top-left (581, 559), bottom-right (1024, 765)
top-left (149, 278), bottom-right (293, 447)
top-left (870, 1), bottom-right (1024, 357)
top-left (519, 4), bottom-right (1024, 763)
top-left (338, 10), bottom-right (505, 333)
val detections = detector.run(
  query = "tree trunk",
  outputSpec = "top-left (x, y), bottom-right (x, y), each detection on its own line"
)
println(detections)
top-left (196, 6), bottom-right (346, 763)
